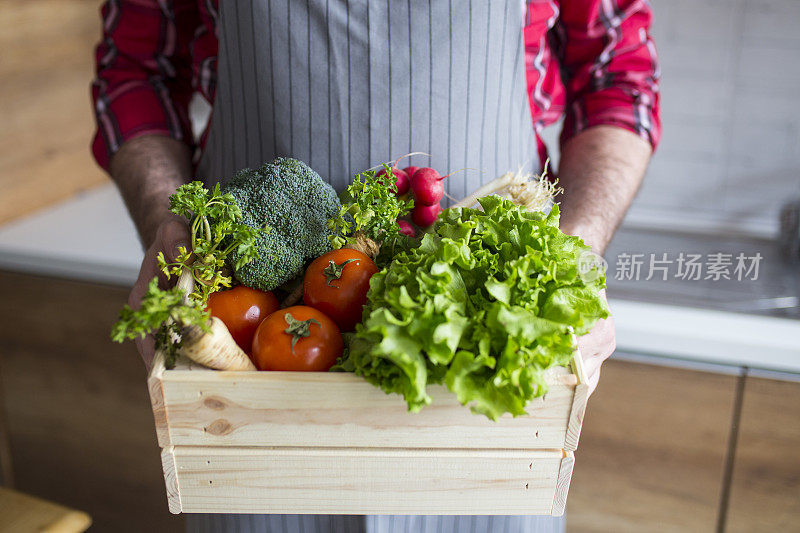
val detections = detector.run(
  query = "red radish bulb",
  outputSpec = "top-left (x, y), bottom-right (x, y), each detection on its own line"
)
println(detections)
top-left (403, 166), bottom-right (420, 179)
top-left (376, 168), bottom-right (410, 196)
top-left (397, 219), bottom-right (415, 237)
top-left (411, 203), bottom-right (442, 228)
top-left (410, 167), bottom-right (445, 206)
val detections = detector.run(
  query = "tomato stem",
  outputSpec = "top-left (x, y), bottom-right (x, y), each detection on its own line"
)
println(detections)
top-left (284, 313), bottom-right (321, 353)
top-left (322, 258), bottom-right (358, 287)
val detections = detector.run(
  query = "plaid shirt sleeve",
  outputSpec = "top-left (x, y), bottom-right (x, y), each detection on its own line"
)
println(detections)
top-left (554, 0), bottom-right (661, 149)
top-left (91, 0), bottom-right (200, 170)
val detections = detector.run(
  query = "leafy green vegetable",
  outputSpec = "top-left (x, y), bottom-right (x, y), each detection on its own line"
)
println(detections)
top-left (328, 163), bottom-right (414, 264)
top-left (157, 181), bottom-right (263, 302)
top-left (223, 158), bottom-right (341, 291)
top-left (110, 278), bottom-right (210, 368)
top-left (340, 196), bottom-right (608, 420)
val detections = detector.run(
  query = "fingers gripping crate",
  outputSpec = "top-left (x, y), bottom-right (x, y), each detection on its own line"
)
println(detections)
top-left (148, 351), bottom-right (588, 515)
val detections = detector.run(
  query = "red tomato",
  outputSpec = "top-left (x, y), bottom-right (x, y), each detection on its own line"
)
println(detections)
top-left (206, 286), bottom-right (279, 353)
top-left (303, 249), bottom-right (379, 331)
top-left (251, 305), bottom-right (343, 371)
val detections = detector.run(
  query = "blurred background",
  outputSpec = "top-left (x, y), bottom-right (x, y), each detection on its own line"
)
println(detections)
top-left (0, 0), bottom-right (798, 531)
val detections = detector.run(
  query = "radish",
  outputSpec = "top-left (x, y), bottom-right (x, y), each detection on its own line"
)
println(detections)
top-left (376, 167), bottom-right (410, 196)
top-left (403, 166), bottom-right (420, 180)
top-left (410, 167), bottom-right (446, 206)
top-left (411, 203), bottom-right (442, 228)
top-left (397, 219), bottom-right (415, 237)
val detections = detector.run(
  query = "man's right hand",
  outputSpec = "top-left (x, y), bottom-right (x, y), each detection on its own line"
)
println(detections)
top-left (128, 216), bottom-right (190, 368)
top-left (109, 135), bottom-right (193, 367)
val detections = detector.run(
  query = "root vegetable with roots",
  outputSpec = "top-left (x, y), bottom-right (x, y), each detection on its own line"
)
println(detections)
top-left (451, 160), bottom-right (562, 213)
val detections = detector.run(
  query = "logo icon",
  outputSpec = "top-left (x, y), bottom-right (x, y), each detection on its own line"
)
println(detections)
top-left (576, 250), bottom-right (608, 283)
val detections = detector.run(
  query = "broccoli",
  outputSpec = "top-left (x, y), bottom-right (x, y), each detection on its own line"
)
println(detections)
top-left (222, 157), bottom-right (341, 291)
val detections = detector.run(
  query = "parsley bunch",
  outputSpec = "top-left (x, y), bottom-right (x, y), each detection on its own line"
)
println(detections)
top-left (328, 163), bottom-right (414, 261)
top-left (158, 182), bottom-right (264, 302)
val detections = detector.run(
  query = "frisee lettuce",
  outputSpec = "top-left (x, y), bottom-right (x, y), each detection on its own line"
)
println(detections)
top-left (338, 196), bottom-right (608, 420)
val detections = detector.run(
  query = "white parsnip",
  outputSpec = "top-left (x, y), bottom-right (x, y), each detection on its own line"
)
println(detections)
top-left (180, 317), bottom-right (257, 371)
top-left (451, 161), bottom-right (562, 213)
top-left (174, 270), bottom-right (256, 371)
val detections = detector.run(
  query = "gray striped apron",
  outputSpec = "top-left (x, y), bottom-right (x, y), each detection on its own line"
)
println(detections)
top-left (190, 1), bottom-right (559, 532)
top-left (197, 0), bottom-right (540, 197)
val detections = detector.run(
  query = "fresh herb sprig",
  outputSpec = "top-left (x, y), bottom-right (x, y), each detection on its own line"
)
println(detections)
top-left (112, 181), bottom-right (264, 367)
top-left (157, 181), bottom-right (265, 302)
top-left (111, 279), bottom-right (210, 367)
top-left (328, 163), bottom-right (414, 257)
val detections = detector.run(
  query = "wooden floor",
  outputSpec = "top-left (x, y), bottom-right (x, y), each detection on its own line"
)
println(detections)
top-left (0, 0), bottom-right (108, 225)
top-left (0, 270), bottom-right (798, 532)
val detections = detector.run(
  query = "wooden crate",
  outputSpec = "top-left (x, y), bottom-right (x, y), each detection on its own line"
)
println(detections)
top-left (148, 351), bottom-right (587, 515)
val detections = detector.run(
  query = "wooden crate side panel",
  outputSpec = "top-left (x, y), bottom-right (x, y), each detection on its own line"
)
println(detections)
top-left (551, 451), bottom-right (574, 516)
top-left (564, 352), bottom-right (588, 451)
top-left (160, 369), bottom-right (577, 449)
top-left (161, 446), bottom-right (182, 514)
top-left (171, 447), bottom-right (563, 515)
top-left (148, 352), bottom-right (171, 447)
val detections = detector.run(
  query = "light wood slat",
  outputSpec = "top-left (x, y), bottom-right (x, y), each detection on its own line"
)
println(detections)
top-left (0, 487), bottom-right (91, 533)
top-left (565, 354), bottom-right (588, 451)
top-left (726, 376), bottom-right (800, 532)
top-left (148, 352), bottom-right (171, 447)
top-left (154, 356), bottom-right (581, 450)
top-left (551, 451), bottom-right (574, 516)
top-left (169, 446), bottom-right (566, 515)
top-left (160, 448), bottom-right (181, 515)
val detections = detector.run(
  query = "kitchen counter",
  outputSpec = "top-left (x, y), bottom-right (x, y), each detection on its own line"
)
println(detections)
top-left (1, 185), bottom-right (798, 373)
top-left (605, 227), bottom-right (799, 319)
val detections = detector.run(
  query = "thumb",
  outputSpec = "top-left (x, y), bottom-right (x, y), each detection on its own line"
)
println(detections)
top-left (157, 217), bottom-right (190, 263)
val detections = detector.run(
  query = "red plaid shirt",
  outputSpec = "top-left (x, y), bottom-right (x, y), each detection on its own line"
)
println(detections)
top-left (91, 0), bottom-right (660, 170)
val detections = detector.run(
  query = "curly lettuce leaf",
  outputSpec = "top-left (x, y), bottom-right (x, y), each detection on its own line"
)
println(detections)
top-left (345, 197), bottom-right (608, 419)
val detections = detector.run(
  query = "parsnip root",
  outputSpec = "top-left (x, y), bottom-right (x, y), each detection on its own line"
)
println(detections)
top-left (451, 161), bottom-right (562, 212)
top-left (172, 269), bottom-right (256, 371)
top-left (180, 317), bottom-right (257, 371)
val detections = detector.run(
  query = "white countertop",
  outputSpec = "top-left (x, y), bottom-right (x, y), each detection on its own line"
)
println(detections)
top-left (1, 184), bottom-right (798, 374)
top-left (0, 185), bottom-right (142, 285)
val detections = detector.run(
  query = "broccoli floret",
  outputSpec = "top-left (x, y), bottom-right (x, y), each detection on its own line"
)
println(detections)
top-left (222, 157), bottom-right (341, 291)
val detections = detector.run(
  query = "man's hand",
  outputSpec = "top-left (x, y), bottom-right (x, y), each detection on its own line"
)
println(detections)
top-left (128, 216), bottom-right (190, 368)
top-left (109, 135), bottom-right (193, 367)
top-left (557, 125), bottom-right (652, 394)
top-left (576, 290), bottom-right (615, 395)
